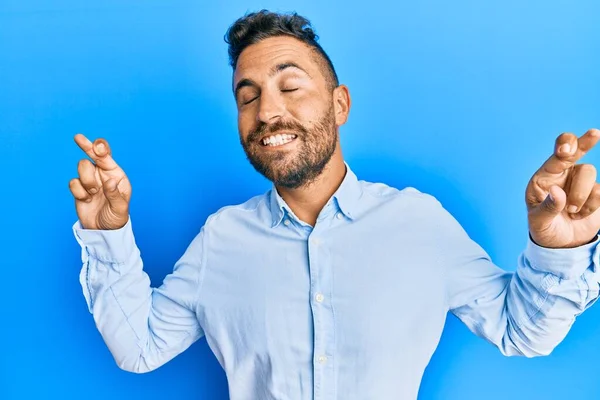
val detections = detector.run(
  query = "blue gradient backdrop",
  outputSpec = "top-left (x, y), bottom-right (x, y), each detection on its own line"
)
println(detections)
top-left (1, 1), bottom-right (599, 399)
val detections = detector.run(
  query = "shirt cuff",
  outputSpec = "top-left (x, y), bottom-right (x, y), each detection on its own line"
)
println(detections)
top-left (524, 233), bottom-right (600, 279)
top-left (72, 216), bottom-right (136, 263)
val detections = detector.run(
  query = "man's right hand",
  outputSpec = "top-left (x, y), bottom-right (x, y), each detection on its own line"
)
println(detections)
top-left (69, 134), bottom-right (132, 230)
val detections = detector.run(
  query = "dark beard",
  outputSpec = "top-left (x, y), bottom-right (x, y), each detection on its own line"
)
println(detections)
top-left (240, 106), bottom-right (337, 189)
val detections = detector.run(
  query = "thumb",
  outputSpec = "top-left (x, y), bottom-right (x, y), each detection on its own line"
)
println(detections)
top-left (536, 185), bottom-right (567, 217)
top-left (102, 178), bottom-right (128, 213)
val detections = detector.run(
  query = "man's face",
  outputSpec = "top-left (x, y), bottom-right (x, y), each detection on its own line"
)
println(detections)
top-left (233, 36), bottom-right (340, 189)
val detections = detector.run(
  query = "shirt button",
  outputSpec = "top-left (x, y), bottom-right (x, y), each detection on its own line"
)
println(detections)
top-left (283, 219), bottom-right (290, 226)
top-left (336, 212), bottom-right (343, 220)
top-left (315, 293), bottom-right (324, 303)
top-left (318, 355), bottom-right (328, 364)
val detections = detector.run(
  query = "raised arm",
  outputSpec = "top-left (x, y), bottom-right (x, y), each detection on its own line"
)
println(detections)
top-left (69, 134), bottom-right (205, 372)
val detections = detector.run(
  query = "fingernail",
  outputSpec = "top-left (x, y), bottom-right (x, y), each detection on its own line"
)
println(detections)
top-left (591, 129), bottom-right (600, 137)
top-left (567, 205), bottom-right (578, 213)
top-left (96, 143), bottom-right (105, 153)
top-left (560, 143), bottom-right (571, 153)
top-left (89, 188), bottom-right (97, 194)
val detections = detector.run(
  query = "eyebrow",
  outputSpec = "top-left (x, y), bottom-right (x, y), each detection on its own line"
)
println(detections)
top-left (234, 62), bottom-right (310, 99)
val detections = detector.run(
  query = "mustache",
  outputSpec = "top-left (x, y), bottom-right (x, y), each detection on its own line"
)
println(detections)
top-left (247, 120), bottom-right (308, 143)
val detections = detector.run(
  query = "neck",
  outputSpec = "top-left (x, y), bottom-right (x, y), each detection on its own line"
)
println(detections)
top-left (275, 146), bottom-right (346, 227)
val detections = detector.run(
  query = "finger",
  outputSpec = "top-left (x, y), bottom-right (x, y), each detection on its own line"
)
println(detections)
top-left (74, 133), bottom-right (119, 171)
top-left (69, 178), bottom-right (92, 202)
top-left (102, 178), bottom-right (129, 214)
top-left (577, 128), bottom-right (600, 155)
top-left (539, 129), bottom-right (600, 176)
top-left (539, 132), bottom-right (578, 175)
top-left (565, 164), bottom-right (597, 214)
top-left (532, 184), bottom-right (567, 222)
top-left (574, 182), bottom-right (600, 219)
top-left (77, 158), bottom-right (102, 195)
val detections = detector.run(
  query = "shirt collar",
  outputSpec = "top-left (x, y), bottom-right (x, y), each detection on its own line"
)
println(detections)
top-left (268, 162), bottom-right (362, 228)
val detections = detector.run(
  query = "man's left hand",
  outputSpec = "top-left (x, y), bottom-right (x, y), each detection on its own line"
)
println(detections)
top-left (526, 128), bottom-right (600, 249)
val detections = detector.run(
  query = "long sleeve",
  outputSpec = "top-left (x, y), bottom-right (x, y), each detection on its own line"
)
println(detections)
top-left (72, 216), bottom-right (206, 372)
top-left (434, 200), bottom-right (600, 357)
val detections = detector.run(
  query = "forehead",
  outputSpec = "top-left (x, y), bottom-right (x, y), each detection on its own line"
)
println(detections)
top-left (234, 36), bottom-right (316, 84)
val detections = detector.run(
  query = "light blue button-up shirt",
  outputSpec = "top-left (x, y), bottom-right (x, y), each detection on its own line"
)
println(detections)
top-left (73, 164), bottom-right (600, 400)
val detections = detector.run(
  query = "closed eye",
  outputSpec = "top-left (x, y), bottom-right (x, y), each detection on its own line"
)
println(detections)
top-left (243, 96), bottom-right (259, 105)
top-left (242, 89), bottom-right (297, 105)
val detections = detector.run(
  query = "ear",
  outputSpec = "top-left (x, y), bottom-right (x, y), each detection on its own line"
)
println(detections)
top-left (333, 84), bottom-right (351, 127)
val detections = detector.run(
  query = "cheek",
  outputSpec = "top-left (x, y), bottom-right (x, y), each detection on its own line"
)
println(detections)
top-left (292, 102), bottom-right (327, 125)
top-left (288, 91), bottom-right (331, 122)
top-left (238, 112), bottom-right (255, 140)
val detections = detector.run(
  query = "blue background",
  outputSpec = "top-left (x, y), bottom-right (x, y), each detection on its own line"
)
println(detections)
top-left (1, 1), bottom-right (599, 399)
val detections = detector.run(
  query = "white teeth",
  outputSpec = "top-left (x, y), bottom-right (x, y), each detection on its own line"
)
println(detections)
top-left (262, 134), bottom-right (297, 146)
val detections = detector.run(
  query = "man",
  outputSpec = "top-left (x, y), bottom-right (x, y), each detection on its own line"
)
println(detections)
top-left (70, 10), bottom-right (600, 400)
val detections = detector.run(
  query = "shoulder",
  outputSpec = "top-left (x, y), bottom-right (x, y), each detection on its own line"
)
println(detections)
top-left (360, 179), bottom-right (442, 210)
top-left (202, 191), bottom-right (270, 231)
top-left (357, 179), bottom-right (464, 240)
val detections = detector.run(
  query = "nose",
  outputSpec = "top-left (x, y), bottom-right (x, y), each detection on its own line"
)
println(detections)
top-left (256, 90), bottom-right (284, 124)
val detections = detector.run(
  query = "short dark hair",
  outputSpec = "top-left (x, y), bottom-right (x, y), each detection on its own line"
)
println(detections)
top-left (224, 10), bottom-right (339, 91)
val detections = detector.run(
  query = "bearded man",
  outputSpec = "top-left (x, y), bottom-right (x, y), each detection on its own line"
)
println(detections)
top-left (69, 10), bottom-right (600, 400)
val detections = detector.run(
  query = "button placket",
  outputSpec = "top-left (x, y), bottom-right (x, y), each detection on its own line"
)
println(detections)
top-left (308, 232), bottom-right (326, 399)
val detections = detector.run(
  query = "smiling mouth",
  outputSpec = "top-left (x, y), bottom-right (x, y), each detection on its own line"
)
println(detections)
top-left (261, 133), bottom-right (298, 147)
